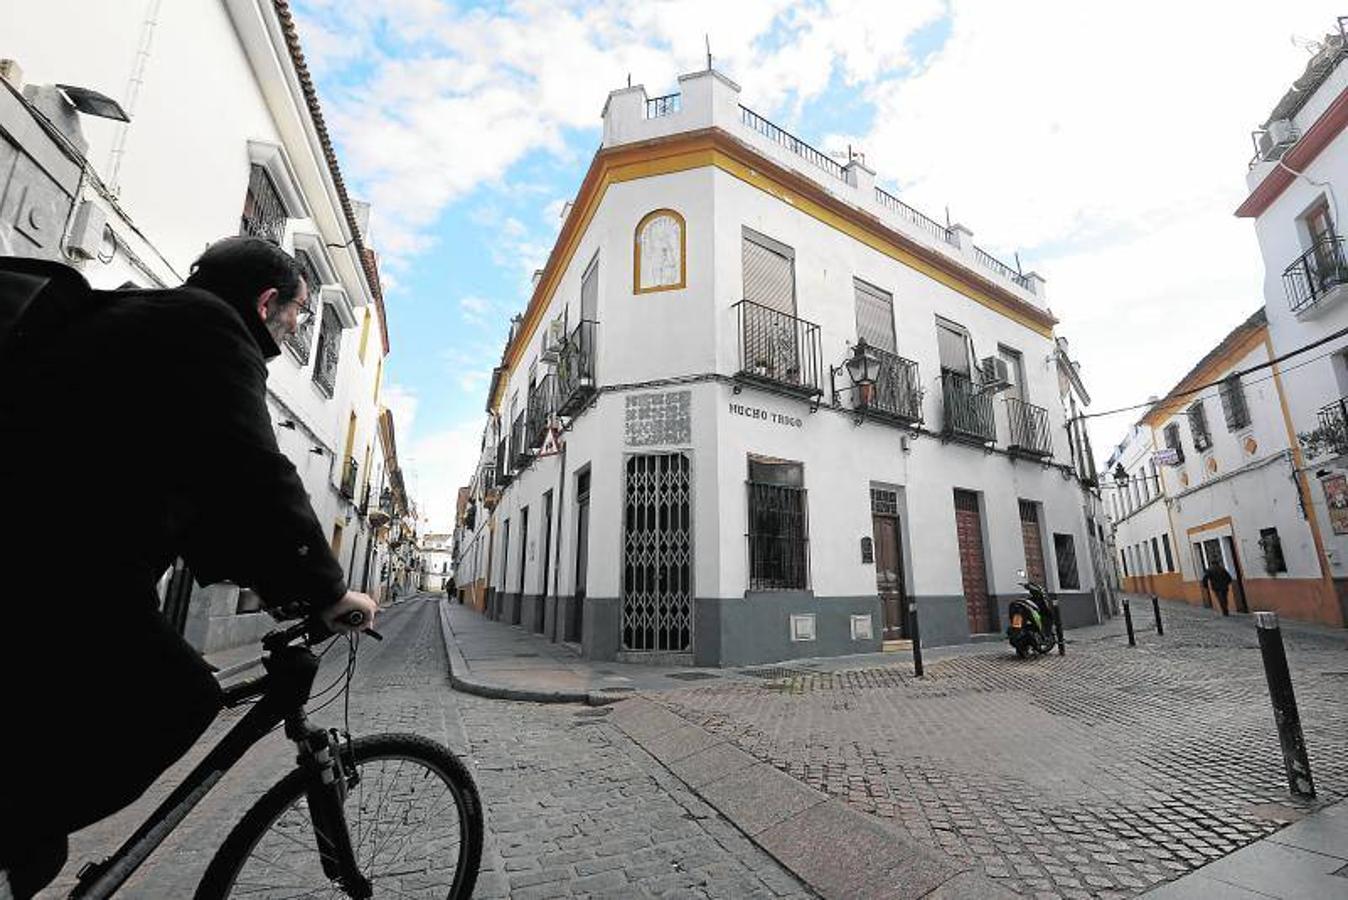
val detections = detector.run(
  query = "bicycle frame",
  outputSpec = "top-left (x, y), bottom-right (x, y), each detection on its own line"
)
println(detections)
top-left (69, 630), bottom-right (369, 899)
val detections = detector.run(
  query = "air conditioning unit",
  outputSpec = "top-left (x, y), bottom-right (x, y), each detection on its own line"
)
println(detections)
top-left (1257, 118), bottom-right (1299, 160)
top-left (980, 356), bottom-right (1010, 391)
top-left (540, 317), bottom-right (566, 363)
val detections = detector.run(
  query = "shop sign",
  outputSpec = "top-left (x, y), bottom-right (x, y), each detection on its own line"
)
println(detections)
top-left (728, 401), bottom-right (803, 428)
top-left (1322, 473), bottom-right (1348, 535)
top-left (1152, 448), bottom-right (1179, 466)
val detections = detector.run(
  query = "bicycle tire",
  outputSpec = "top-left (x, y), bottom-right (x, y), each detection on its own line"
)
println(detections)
top-left (195, 733), bottom-right (482, 900)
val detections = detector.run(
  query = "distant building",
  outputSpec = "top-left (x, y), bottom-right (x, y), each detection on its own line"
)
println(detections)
top-left (420, 533), bottom-right (454, 592)
top-left (455, 67), bottom-right (1103, 666)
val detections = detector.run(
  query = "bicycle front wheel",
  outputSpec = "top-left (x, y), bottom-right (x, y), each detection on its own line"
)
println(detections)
top-left (196, 733), bottom-right (482, 899)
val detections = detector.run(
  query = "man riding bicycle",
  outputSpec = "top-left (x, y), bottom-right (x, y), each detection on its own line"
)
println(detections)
top-left (0, 237), bottom-right (377, 898)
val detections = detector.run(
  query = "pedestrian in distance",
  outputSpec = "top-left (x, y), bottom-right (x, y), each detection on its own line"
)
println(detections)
top-left (1201, 561), bottom-right (1234, 616)
top-left (0, 237), bottom-right (378, 899)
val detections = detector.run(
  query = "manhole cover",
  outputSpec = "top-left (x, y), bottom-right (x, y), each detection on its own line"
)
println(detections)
top-left (667, 671), bottom-right (720, 681)
top-left (1246, 802), bottom-right (1308, 824)
top-left (739, 665), bottom-right (812, 680)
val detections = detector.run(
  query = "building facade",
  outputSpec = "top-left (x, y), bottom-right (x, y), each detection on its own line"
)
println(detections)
top-left (457, 68), bottom-right (1101, 667)
top-left (3, 0), bottom-right (394, 648)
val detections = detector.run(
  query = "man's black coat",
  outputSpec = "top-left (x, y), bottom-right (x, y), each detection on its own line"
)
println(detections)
top-left (0, 278), bottom-right (347, 848)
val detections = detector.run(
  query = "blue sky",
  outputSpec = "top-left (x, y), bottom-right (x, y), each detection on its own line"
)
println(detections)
top-left (292, 0), bottom-right (1341, 529)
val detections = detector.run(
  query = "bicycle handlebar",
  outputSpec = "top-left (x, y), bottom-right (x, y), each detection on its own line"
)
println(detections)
top-left (262, 610), bottom-right (382, 653)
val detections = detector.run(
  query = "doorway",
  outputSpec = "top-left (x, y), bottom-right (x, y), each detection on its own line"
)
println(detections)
top-left (621, 453), bottom-right (693, 653)
top-left (954, 489), bottom-right (996, 634)
top-left (539, 490), bottom-right (554, 634)
top-left (870, 488), bottom-right (907, 639)
top-left (516, 506), bottom-right (529, 626)
top-left (1018, 500), bottom-right (1047, 587)
top-left (1221, 535), bottom-right (1250, 613)
top-left (572, 470), bottom-right (590, 643)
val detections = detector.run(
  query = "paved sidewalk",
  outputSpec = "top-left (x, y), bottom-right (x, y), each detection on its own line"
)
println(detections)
top-left (1142, 798), bottom-right (1348, 898)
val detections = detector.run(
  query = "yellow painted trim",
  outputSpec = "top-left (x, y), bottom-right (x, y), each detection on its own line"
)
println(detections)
top-left (489, 131), bottom-right (1056, 413)
top-left (633, 208), bottom-right (687, 294)
top-left (1266, 334), bottom-right (1334, 583)
top-left (373, 358), bottom-right (382, 405)
top-left (1185, 515), bottom-right (1234, 536)
top-left (358, 309), bottom-right (372, 363)
top-left (1143, 325), bottom-right (1268, 427)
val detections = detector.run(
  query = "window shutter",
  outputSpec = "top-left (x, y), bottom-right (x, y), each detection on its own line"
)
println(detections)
top-left (936, 321), bottom-right (970, 375)
top-left (580, 256), bottom-right (599, 321)
top-left (742, 234), bottom-right (795, 314)
top-left (853, 280), bottom-right (896, 353)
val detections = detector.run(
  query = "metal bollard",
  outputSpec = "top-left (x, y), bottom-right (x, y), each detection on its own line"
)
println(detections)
top-left (1255, 612), bottom-right (1316, 798)
top-left (1123, 598), bottom-right (1136, 646)
top-left (909, 605), bottom-right (924, 678)
top-left (1152, 595), bottom-right (1164, 636)
top-left (1053, 597), bottom-right (1065, 656)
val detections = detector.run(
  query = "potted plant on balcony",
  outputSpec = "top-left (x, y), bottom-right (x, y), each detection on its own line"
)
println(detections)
top-left (752, 357), bottom-right (770, 378)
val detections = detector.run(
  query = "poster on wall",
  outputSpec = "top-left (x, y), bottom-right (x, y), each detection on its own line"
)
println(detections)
top-left (1322, 474), bottom-right (1348, 535)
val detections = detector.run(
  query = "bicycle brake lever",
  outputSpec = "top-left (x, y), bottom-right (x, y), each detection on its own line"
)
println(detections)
top-left (364, 628), bottom-right (384, 642)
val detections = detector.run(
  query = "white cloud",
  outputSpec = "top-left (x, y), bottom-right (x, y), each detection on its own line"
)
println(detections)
top-left (400, 419), bottom-right (485, 532)
top-left (380, 382), bottom-right (420, 439)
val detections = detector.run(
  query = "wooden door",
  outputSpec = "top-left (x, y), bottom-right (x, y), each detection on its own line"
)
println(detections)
top-left (1019, 500), bottom-right (1047, 586)
top-left (872, 513), bottom-right (907, 639)
top-left (572, 473), bottom-right (590, 642)
top-left (954, 490), bottom-right (995, 634)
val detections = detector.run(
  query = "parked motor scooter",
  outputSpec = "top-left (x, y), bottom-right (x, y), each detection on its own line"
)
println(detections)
top-left (1006, 570), bottom-right (1056, 658)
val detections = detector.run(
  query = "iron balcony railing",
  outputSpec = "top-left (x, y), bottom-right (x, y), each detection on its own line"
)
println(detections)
top-left (734, 300), bottom-right (823, 397)
top-left (739, 105), bottom-right (847, 182)
top-left (940, 371), bottom-right (996, 443)
top-left (646, 93), bottom-right (680, 118)
top-left (1284, 234), bottom-right (1348, 314)
top-left (339, 456), bottom-right (358, 500)
top-left (527, 374), bottom-right (560, 449)
top-left (557, 320), bottom-right (598, 416)
top-left (510, 410), bottom-right (529, 469)
top-left (874, 187), bottom-right (954, 246)
top-left (494, 439), bottom-right (512, 487)
top-left (357, 482), bottom-right (371, 515)
top-left (1315, 397), bottom-right (1348, 457)
top-left (1006, 397), bottom-right (1052, 457)
top-left (859, 348), bottom-right (923, 424)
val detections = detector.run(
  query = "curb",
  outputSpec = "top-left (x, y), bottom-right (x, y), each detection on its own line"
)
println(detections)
top-left (609, 696), bottom-right (1016, 900)
top-left (436, 598), bottom-right (622, 706)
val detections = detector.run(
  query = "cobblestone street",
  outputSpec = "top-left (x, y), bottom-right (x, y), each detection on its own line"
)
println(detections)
top-left (650, 600), bottom-right (1348, 898)
top-left (39, 598), bottom-right (810, 898)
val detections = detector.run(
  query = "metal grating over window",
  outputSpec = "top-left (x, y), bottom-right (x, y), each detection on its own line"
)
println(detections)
top-left (1187, 401), bottom-right (1212, 452)
top-left (747, 457), bottom-right (808, 591)
top-left (312, 303), bottom-right (341, 398)
top-left (870, 488), bottom-right (898, 516)
top-left (1053, 533), bottom-right (1080, 590)
top-left (854, 280), bottom-right (896, 353)
top-left (1219, 374), bottom-right (1251, 431)
top-left (1163, 422), bottom-right (1186, 464)
top-left (285, 248), bottom-right (321, 364)
top-left (240, 164), bottom-right (286, 244)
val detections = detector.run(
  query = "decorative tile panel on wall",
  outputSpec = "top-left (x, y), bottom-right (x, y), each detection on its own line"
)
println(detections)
top-left (625, 390), bottom-right (691, 446)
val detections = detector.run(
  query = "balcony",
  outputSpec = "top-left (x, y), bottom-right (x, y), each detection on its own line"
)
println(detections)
top-left (940, 371), bottom-right (995, 444)
top-left (858, 349), bottom-right (923, 425)
top-left (1006, 397), bottom-right (1052, 458)
top-left (557, 320), bottom-right (598, 416)
top-left (357, 482), bottom-right (371, 516)
top-left (527, 374), bottom-right (560, 449)
top-left (1310, 397), bottom-right (1348, 458)
top-left (339, 456), bottom-right (358, 500)
top-left (494, 440), bottom-right (513, 487)
top-left (1285, 234), bottom-right (1348, 315)
top-left (510, 410), bottom-right (530, 470)
top-left (733, 300), bottom-right (823, 398)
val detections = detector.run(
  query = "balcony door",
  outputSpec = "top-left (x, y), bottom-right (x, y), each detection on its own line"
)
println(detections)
top-left (998, 346), bottom-right (1025, 403)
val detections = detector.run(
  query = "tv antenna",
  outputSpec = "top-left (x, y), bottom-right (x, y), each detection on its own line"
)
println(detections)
top-left (1290, 34), bottom-right (1325, 54)
top-left (705, 34), bottom-right (713, 71)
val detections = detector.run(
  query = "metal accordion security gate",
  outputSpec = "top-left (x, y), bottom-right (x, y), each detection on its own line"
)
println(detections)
top-left (622, 452), bottom-right (693, 653)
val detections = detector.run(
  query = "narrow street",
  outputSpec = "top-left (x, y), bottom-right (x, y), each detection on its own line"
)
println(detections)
top-left (39, 598), bottom-right (810, 898)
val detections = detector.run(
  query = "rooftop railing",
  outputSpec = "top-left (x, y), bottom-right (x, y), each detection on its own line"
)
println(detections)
top-left (739, 105), bottom-right (847, 182)
top-left (973, 245), bottom-right (1032, 291)
top-left (646, 93), bottom-right (680, 118)
top-left (1284, 234), bottom-right (1348, 314)
top-left (874, 187), bottom-right (954, 246)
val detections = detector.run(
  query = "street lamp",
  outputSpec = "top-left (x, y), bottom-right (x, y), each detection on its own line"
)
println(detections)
top-left (829, 338), bottom-right (882, 424)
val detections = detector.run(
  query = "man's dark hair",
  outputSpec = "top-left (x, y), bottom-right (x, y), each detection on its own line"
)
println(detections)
top-left (185, 237), bottom-right (304, 312)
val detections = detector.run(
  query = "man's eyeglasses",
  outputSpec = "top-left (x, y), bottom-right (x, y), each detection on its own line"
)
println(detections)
top-left (292, 298), bottom-right (315, 328)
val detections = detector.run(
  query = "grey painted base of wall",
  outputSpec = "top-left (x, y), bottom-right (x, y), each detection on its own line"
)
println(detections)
top-left (497, 592), bottom-right (521, 626)
top-left (1054, 591), bottom-right (1099, 629)
top-left (558, 596), bottom-right (583, 643)
top-left (915, 591), bottom-right (1102, 649)
top-left (583, 596), bottom-right (621, 661)
top-left (520, 593), bottom-right (545, 634)
top-left (484, 588), bottom-right (498, 620)
top-left (695, 593), bottom-right (884, 667)
top-left (543, 595), bottom-right (559, 641)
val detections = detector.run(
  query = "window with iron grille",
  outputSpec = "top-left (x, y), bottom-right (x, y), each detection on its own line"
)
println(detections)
top-left (1259, 527), bottom-right (1288, 574)
top-left (1151, 537), bottom-right (1162, 572)
top-left (1162, 533), bottom-right (1174, 572)
top-left (870, 488), bottom-right (898, 515)
top-left (747, 457), bottom-right (808, 590)
top-left (1120, 549), bottom-right (1129, 577)
top-left (285, 248), bottom-right (321, 364)
top-left (240, 164), bottom-right (287, 244)
top-left (1218, 374), bottom-right (1250, 431)
top-left (1053, 533), bottom-right (1080, 590)
top-left (1187, 401), bottom-right (1212, 452)
top-left (312, 303), bottom-right (341, 397)
top-left (1163, 422), bottom-right (1186, 464)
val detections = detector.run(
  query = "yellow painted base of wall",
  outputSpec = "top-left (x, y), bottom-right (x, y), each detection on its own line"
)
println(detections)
top-left (458, 578), bottom-right (488, 613)
top-left (1122, 574), bottom-right (1346, 627)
